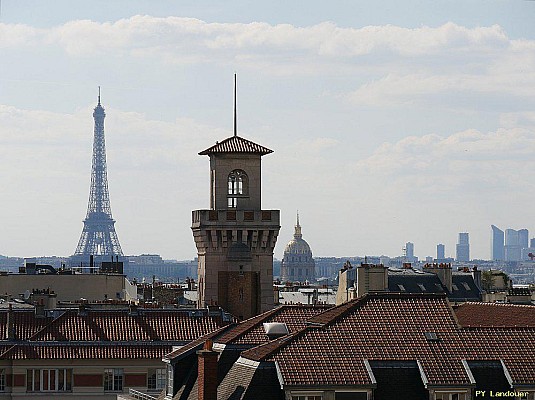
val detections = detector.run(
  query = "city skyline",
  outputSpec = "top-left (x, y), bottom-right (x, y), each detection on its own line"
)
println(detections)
top-left (1, 1), bottom-right (535, 260)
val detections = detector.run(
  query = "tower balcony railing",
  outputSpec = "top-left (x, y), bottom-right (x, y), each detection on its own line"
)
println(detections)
top-left (192, 209), bottom-right (280, 226)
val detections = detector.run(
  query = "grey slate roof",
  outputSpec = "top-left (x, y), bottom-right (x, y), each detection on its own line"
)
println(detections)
top-left (199, 135), bottom-right (273, 155)
top-left (386, 268), bottom-right (481, 302)
top-left (450, 272), bottom-right (482, 302)
top-left (387, 269), bottom-right (444, 294)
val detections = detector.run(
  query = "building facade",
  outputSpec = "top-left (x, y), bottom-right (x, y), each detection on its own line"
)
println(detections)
top-left (0, 306), bottom-right (232, 399)
top-left (280, 214), bottom-right (316, 283)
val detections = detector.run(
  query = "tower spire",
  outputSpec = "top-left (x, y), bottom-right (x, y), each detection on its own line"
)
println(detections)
top-left (294, 211), bottom-right (302, 238)
top-left (98, 86), bottom-right (101, 106)
top-left (234, 73), bottom-right (237, 137)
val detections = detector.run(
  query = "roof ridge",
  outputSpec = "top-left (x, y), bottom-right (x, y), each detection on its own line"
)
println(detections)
top-left (240, 325), bottom-right (311, 362)
top-left (306, 295), bottom-right (369, 326)
top-left (199, 135), bottom-right (273, 156)
top-left (216, 306), bottom-right (283, 344)
top-left (307, 292), bottom-right (448, 327)
top-left (26, 310), bottom-right (68, 341)
top-left (163, 323), bottom-right (237, 362)
top-left (0, 344), bottom-right (18, 359)
top-left (461, 301), bottom-right (535, 308)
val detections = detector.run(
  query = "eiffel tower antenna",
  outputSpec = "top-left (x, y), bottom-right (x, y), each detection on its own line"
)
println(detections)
top-left (73, 90), bottom-right (123, 258)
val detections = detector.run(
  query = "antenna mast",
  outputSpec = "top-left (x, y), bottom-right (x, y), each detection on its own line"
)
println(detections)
top-left (234, 74), bottom-right (237, 137)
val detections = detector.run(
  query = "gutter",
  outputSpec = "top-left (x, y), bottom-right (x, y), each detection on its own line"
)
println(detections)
top-left (274, 361), bottom-right (285, 390)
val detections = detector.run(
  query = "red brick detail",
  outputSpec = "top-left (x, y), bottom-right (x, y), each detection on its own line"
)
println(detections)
top-left (13, 374), bottom-right (25, 387)
top-left (124, 373), bottom-right (147, 387)
top-left (74, 374), bottom-right (103, 387)
top-left (198, 349), bottom-right (218, 400)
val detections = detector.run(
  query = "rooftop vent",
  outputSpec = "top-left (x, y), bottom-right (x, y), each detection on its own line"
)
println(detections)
top-left (424, 332), bottom-right (440, 342)
top-left (263, 322), bottom-right (289, 340)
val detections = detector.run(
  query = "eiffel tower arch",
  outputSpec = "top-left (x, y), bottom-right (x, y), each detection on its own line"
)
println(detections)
top-left (72, 90), bottom-right (123, 265)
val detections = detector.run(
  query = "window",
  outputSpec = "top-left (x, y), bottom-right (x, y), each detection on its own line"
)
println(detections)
top-left (417, 283), bottom-right (427, 292)
top-left (27, 369), bottom-right (72, 392)
top-left (227, 170), bottom-right (248, 208)
top-left (148, 368), bottom-right (166, 391)
top-left (104, 368), bottom-right (123, 392)
top-left (435, 392), bottom-right (467, 400)
top-left (462, 282), bottom-right (471, 290)
top-left (167, 365), bottom-right (174, 395)
top-left (292, 396), bottom-right (323, 400)
top-left (0, 369), bottom-right (4, 392)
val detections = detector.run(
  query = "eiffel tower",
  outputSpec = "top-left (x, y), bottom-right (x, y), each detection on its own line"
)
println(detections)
top-left (73, 89), bottom-right (123, 259)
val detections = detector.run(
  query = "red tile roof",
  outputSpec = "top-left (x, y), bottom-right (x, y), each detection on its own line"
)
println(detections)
top-left (29, 309), bottom-right (227, 342)
top-left (454, 302), bottom-right (535, 327)
top-left (199, 136), bottom-right (273, 156)
top-left (0, 343), bottom-right (173, 360)
top-left (0, 308), bottom-right (233, 361)
top-left (241, 293), bottom-right (535, 387)
top-left (0, 310), bottom-right (50, 340)
top-left (162, 324), bottom-right (236, 362)
top-left (216, 304), bottom-right (331, 346)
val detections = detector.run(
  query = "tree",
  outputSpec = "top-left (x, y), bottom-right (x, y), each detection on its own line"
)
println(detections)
top-left (481, 270), bottom-right (495, 291)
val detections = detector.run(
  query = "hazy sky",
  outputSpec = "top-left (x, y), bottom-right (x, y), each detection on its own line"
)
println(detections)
top-left (2, 1), bottom-right (535, 261)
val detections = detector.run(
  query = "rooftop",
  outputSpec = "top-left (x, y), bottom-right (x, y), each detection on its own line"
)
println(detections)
top-left (199, 135), bottom-right (273, 156)
top-left (240, 293), bottom-right (535, 387)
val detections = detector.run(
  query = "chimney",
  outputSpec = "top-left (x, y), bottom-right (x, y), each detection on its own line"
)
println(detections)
top-left (78, 303), bottom-right (89, 316)
top-left (35, 298), bottom-right (46, 318)
top-left (128, 304), bottom-right (139, 316)
top-left (197, 339), bottom-right (218, 400)
top-left (6, 304), bottom-right (15, 340)
top-left (471, 266), bottom-right (482, 290)
top-left (423, 263), bottom-right (452, 292)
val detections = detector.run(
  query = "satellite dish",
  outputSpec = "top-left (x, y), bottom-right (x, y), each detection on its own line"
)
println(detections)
top-left (24, 290), bottom-right (31, 300)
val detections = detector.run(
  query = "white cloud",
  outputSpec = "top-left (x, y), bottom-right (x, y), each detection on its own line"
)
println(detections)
top-left (0, 18), bottom-right (516, 62)
top-left (356, 127), bottom-right (535, 193)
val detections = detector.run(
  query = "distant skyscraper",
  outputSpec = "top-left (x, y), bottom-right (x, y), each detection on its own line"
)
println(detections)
top-left (518, 229), bottom-right (529, 250)
top-left (437, 243), bottom-right (445, 260)
top-left (74, 91), bottom-right (123, 260)
top-left (531, 238), bottom-right (535, 248)
top-left (405, 242), bottom-right (414, 260)
top-left (456, 233), bottom-right (470, 262)
top-left (504, 228), bottom-right (527, 262)
top-left (491, 225), bottom-right (504, 261)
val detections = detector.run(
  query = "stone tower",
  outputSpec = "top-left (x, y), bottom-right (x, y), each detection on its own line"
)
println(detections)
top-left (192, 76), bottom-right (280, 320)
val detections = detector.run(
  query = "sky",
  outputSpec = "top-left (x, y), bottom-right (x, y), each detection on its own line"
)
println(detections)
top-left (1, 1), bottom-right (535, 261)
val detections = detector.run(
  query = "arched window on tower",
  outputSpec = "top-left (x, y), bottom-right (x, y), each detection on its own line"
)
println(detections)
top-left (227, 170), bottom-right (248, 208)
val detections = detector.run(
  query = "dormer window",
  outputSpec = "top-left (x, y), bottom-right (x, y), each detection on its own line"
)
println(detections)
top-left (227, 169), bottom-right (248, 208)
